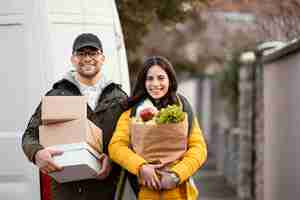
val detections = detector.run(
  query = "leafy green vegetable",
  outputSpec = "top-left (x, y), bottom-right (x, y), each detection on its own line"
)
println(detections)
top-left (155, 105), bottom-right (185, 124)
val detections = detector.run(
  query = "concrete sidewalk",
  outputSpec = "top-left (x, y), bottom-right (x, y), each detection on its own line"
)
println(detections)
top-left (195, 170), bottom-right (238, 200)
top-left (194, 157), bottom-right (239, 200)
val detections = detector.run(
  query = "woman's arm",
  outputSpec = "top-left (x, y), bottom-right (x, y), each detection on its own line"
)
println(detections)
top-left (109, 110), bottom-right (147, 175)
top-left (170, 117), bottom-right (207, 184)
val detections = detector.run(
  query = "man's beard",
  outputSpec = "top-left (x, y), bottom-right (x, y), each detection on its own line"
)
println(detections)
top-left (77, 65), bottom-right (100, 79)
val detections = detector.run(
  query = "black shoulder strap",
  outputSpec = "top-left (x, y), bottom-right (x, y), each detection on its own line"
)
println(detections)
top-left (177, 93), bottom-right (193, 135)
top-left (130, 103), bottom-right (138, 118)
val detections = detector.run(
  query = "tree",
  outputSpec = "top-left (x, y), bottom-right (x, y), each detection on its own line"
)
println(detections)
top-left (115, 0), bottom-right (207, 59)
top-left (137, 7), bottom-right (259, 72)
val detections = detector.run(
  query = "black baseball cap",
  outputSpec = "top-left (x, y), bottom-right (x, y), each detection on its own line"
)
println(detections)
top-left (72, 33), bottom-right (103, 53)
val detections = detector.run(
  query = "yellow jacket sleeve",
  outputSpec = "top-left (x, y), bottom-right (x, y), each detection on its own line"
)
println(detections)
top-left (109, 110), bottom-right (147, 175)
top-left (171, 117), bottom-right (207, 184)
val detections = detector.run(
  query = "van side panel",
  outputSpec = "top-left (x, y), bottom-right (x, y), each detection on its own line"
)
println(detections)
top-left (0, 1), bottom-right (130, 199)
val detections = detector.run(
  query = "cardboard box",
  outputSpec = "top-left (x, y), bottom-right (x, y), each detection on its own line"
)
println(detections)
top-left (41, 96), bottom-right (87, 125)
top-left (49, 143), bottom-right (102, 183)
top-left (39, 118), bottom-right (103, 183)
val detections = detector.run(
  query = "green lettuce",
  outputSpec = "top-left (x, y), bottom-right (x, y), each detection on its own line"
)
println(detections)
top-left (155, 105), bottom-right (185, 124)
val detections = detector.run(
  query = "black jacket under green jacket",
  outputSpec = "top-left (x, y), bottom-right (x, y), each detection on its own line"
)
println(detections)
top-left (22, 77), bottom-right (128, 200)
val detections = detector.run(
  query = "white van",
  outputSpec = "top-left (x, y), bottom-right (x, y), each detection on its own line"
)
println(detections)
top-left (0, 1), bottom-right (130, 199)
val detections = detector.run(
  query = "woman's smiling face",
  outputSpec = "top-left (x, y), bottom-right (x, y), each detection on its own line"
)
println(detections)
top-left (145, 65), bottom-right (170, 100)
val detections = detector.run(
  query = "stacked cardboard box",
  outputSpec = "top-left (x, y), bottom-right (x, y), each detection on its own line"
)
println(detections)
top-left (39, 96), bottom-right (103, 183)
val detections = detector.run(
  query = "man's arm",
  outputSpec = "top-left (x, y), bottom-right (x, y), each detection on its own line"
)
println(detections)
top-left (22, 103), bottom-right (44, 163)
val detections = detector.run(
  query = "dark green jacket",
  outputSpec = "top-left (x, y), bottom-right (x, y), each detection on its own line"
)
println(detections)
top-left (22, 78), bottom-right (127, 200)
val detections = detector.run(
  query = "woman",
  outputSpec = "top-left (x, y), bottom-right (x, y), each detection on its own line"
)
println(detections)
top-left (109, 56), bottom-right (207, 200)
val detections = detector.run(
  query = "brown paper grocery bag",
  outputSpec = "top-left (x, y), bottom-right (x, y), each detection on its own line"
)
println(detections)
top-left (130, 115), bottom-right (188, 166)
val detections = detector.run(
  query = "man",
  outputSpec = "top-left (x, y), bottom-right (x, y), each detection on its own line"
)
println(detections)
top-left (22, 33), bottom-right (128, 200)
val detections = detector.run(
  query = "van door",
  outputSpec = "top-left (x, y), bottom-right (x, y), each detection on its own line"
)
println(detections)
top-left (0, 1), bottom-right (129, 199)
top-left (0, 1), bottom-right (40, 199)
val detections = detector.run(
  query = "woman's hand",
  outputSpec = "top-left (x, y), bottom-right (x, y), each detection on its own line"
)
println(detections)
top-left (139, 164), bottom-right (162, 190)
top-left (159, 171), bottom-right (180, 190)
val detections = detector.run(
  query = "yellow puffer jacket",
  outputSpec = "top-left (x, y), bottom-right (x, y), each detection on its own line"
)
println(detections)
top-left (109, 110), bottom-right (207, 200)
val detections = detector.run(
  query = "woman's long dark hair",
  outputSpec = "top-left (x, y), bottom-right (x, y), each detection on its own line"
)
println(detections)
top-left (125, 56), bottom-right (179, 110)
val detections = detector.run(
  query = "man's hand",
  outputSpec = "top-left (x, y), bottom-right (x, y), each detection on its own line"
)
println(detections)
top-left (139, 164), bottom-right (162, 190)
top-left (159, 171), bottom-right (179, 190)
top-left (35, 147), bottom-right (64, 174)
top-left (95, 154), bottom-right (111, 180)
